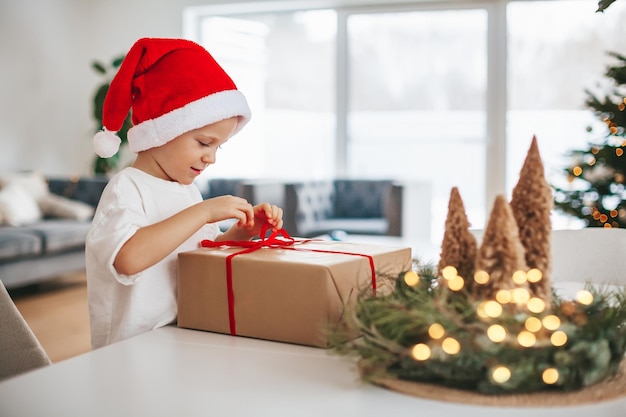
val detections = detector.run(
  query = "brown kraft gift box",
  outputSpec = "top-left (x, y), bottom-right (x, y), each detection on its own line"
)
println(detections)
top-left (177, 240), bottom-right (412, 347)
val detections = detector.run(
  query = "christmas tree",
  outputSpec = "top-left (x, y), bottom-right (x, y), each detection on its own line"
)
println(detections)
top-left (552, 51), bottom-right (626, 228)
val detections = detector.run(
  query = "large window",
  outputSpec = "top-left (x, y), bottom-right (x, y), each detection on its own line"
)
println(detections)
top-left (192, 11), bottom-right (336, 179)
top-left (185, 0), bottom-right (626, 241)
top-left (346, 9), bottom-right (487, 236)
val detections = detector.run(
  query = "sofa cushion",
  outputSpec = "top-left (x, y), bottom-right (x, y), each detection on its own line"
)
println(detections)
top-left (333, 180), bottom-right (391, 219)
top-left (292, 182), bottom-right (334, 233)
top-left (47, 177), bottom-right (109, 208)
top-left (38, 194), bottom-right (95, 221)
top-left (206, 179), bottom-right (245, 199)
top-left (0, 184), bottom-right (43, 226)
top-left (0, 229), bottom-right (43, 261)
top-left (20, 220), bottom-right (90, 254)
top-left (0, 171), bottom-right (49, 201)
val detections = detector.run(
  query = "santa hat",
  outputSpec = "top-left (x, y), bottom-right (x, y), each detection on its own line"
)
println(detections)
top-left (94, 37), bottom-right (251, 158)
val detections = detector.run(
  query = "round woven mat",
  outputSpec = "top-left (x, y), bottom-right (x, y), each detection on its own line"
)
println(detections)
top-left (366, 360), bottom-right (626, 407)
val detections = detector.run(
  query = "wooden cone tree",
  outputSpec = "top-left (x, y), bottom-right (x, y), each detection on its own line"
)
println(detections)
top-left (510, 136), bottom-right (553, 303)
top-left (475, 195), bottom-right (528, 300)
top-left (438, 187), bottom-right (478, 284)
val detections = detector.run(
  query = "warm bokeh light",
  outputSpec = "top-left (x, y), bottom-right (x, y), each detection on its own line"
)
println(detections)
top-left (483, 300), bottom-right (503, 318)
top-left (496, 289), bottom-right (512, 304)
top-left (542, 368), bottom-right (559, 385)
top-left (527, 297), bottom-right (546, 313)
top-left (442, 337), bottom-right (461, 355)
top-left (512, 270), bottom-right (527, 285)
top-left (542, 315), bottom-right (561, 331)
top-left (487, 324), bottom-right (507, 343)
top-left (441, 266), bottom-right (457, 280)
top-left (551, 331), bottom-right (568, 347)
top-left (476, 303), bottom-right (488, 319)
top-left (403, 270), bottom-right (420, 287)
top-left (512, 288), bottom-right (531, 304)
top-left (525, 316), bottom-right (542, 333)
top-left (411, 343), bottom-right (431, 361)
top-left (492, 366), bottom-right (511, 383)
top-left (447, 275), bottom-right (465, 291)
top-left (526, 268), bottom-right (543, 283)
top-left (575, 290), bottom-right (594, 306)
top-left (474, 270), bottom-right (489, 284)
top-left (517, 331), bottom-right (536, 347)
top-left (428, 323), bottom-right (445, 340)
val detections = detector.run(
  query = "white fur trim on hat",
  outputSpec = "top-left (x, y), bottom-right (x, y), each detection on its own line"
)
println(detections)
top-left (127, 90), bottom-right (251, 154)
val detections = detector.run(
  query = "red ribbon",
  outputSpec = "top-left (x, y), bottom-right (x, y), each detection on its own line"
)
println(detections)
top-left (200, 224), bottom-right (377, 336)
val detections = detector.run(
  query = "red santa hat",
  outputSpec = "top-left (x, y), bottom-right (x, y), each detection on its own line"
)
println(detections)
top-left (94, 37), bottom-right (251, 158)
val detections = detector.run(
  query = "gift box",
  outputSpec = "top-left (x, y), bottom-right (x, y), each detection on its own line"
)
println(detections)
top-left (177, 239), bottom-right (412, 347)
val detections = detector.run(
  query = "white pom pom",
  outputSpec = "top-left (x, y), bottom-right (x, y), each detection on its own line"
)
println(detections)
top-left (93, 130), bottom-right (121, 158)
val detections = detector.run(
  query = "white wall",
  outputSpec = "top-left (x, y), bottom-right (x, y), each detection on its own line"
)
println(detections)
top-left (0, 0), bottom-right (259, 177)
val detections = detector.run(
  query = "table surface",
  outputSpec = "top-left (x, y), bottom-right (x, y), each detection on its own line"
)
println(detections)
top-left (0, 326), bottom-right (624, 417)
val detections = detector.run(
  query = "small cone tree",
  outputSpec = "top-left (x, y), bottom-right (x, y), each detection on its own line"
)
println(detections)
top-left (510, 136), bottom-right (553, 303)
top-left (438, 187), bottom-right (478, 285)
top-left (474, 195), bottom-right (528, 300)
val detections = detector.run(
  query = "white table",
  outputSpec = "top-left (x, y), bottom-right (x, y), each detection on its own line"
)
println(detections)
top-left (0, 326), bottom-right (624, 417)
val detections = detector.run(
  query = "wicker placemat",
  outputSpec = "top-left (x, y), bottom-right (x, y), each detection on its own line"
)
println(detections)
top-left (365, 360), bottom-right (626, 407)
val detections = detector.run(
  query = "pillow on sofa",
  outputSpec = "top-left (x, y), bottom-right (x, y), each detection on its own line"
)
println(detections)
top-left (38, 193), bottom-right (94, 221)
top-left (0, 183), bottom-right (43, 226)
top-left (0, 171), bottom-right (49, 201)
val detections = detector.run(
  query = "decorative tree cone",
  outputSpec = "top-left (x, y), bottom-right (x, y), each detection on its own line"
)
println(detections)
top-left (475, 195), bottom-right (528, 300)
top-left (360, 360), bottom-right (626, 407)
top-left (510, 136), bottom-right (553, 304)
top-left (438, 187), bottom-right (477, 285)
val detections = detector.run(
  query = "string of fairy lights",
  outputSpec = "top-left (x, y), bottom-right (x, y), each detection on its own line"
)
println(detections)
top-left (401, 266), bottom-right (595, 387)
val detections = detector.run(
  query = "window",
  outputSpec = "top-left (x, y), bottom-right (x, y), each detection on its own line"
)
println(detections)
top-left (185, 0), bottom-right (626, 241)
top-left (346, 9), bottom-right (487, 236)
top-left (191, 11), bottom-right (336, 180)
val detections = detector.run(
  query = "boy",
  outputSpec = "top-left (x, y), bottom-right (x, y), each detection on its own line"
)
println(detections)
top-left (86, 38), bottom-right (282, 349)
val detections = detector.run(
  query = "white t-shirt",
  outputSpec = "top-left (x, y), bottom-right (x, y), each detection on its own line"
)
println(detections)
top-left (86, 167), bottom-right (220, 349)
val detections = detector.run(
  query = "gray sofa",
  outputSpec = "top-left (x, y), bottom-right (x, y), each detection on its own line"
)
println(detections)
top-left (204, 178), bottom-right (403, 238)
top-left (283, 179), bottom-right (402, 237)
top-left (0, 177), bottom-right (108, 289)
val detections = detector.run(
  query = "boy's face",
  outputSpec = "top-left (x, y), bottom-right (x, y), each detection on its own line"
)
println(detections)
top-left (138, 117), bottom-right (238, 185)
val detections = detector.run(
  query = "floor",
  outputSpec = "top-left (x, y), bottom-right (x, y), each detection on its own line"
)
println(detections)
top-left (8, 272), bottom-right (92, 363)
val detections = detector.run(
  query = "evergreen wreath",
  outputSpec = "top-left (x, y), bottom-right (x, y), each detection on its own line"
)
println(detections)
top-left (332, 266), bottom-right (626, 394)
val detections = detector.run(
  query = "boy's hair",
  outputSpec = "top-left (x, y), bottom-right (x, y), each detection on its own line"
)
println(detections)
top-left (94, 38), bottom-right (251, 158)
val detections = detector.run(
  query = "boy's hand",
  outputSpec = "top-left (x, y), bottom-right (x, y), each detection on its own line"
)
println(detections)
top-left (203, 195), bottom-right (255, 228)
top-left (216, 201), bottom-right (284, 242)
top-left (252, 203), bottom-right (284, 233)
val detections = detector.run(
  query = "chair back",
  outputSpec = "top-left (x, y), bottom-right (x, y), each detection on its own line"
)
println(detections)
top-left (0, 281), bottom-right (51, 381)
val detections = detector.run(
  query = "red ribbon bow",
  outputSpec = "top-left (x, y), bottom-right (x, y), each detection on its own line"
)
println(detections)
top-left (200, 224), bottom-right (376, 336)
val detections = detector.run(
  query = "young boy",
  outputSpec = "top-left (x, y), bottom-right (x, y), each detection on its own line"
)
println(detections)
top-left (86, 38), bottom-right (283, 349)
